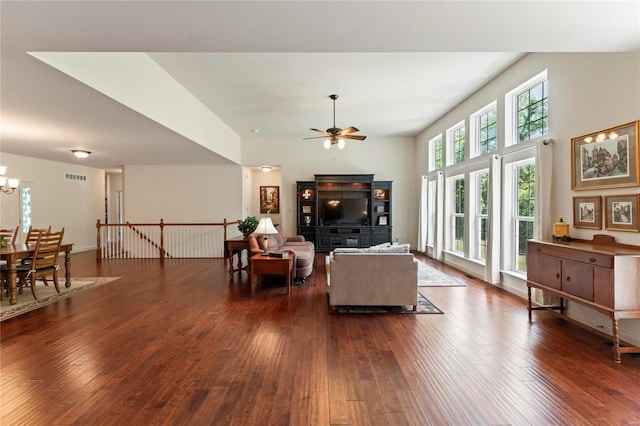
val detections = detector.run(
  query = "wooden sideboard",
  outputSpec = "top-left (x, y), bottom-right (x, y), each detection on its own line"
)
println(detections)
top-left (526, 235), bottom-right (640, 363)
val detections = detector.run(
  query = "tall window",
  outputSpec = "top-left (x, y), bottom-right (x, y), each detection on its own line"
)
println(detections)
top-left (21, 186), bottom-right (32, 234)
top-left (453, 126), bottom-right (465, 164)
top-left (429, 135), bottom-right (443, 171)
top-left (446, 122), bottom-right (465, 165)
top-left (477, 106), bottom-right (497, 155)
top-left (451, 177), bottom-right (465, 253)
top-left (506, 70), bottom-right (548, 145)
top-left (517, 80), bottom-right (548, 142)
top-left (475, 171), bottom-right (489, 261)
top-left (515, 162), bottom-right (535, 272)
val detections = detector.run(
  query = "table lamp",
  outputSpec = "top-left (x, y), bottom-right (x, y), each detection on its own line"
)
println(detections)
top-left (252, 216), bottom-right (278, 255)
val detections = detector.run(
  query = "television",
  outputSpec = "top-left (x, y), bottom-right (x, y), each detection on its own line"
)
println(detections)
top-left (321, 198), bottom-right (368, 225)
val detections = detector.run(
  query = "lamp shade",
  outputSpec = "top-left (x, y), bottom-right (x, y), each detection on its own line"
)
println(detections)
top-left (252, 216), bottom-right (278, 235)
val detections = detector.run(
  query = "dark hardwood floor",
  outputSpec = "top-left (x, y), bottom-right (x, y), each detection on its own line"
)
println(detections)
top-left (1, 250), bottom-right (639, 425)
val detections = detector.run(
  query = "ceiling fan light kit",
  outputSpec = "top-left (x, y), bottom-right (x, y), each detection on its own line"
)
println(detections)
top-left (305, 94), bottom-right (366, 149)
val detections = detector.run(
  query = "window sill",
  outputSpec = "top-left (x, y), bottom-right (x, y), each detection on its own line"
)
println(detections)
top-left (501, 269), bottom-right (527, 282)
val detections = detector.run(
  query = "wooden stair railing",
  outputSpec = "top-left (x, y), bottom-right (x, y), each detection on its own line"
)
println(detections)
top-left (96, 218), bottom-right (241, 262)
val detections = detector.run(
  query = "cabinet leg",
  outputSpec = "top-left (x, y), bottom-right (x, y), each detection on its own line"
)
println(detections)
top-left (612, 318), bottom-right (622, 364)
top-left (527, 285), bottom-right (532, 322)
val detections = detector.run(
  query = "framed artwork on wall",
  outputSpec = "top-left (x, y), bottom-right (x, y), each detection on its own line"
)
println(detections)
top-left (571, 120), bottom-right (639, 190)
top-left (260, 186), bottom-right (280, 214)
top-left (604, 194), bottom-right (640, 232)
top-left (573, 196), bottom-right (602, 229)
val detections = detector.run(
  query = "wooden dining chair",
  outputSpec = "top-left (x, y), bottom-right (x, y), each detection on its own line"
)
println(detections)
top-left (26, 226), bottom-right (52, 245)
top-left (10, 229), bottom-right (65, 301)
top-left (19, 225), bottom-right (53, 275)
top-left (0, 226), bottom-right (19, 244)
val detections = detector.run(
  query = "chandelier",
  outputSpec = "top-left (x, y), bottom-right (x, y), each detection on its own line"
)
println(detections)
top-left (0, 166), bottom-right (20, 194)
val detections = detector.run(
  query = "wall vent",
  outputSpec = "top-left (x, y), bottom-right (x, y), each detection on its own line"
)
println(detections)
top-left (65, 173), bottom-right (87, 181)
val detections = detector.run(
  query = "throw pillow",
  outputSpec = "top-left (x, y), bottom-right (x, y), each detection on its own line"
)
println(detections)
top-left (363, 244), bottom-right (410, 253)
top-left (272, 228), bottom-right (285, 249)
top-left (333, 248), bottom-right (366, 254)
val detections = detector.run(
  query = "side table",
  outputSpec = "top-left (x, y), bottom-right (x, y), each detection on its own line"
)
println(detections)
top-left (250, 253), bottom-right (294, 294)
top-left (225, 236), bottom-right (250, 280)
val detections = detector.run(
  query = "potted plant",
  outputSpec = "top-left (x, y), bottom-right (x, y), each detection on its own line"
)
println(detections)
top-left (238, 216), bottom-right (259, 237)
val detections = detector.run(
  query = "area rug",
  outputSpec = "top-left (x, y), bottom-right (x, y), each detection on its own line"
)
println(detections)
top-left (418, 261), bottom-right (466, 287)
top-left (327, 291), bottom-right (443, 314)
top-left (0, 277), bottom-right (122, 321)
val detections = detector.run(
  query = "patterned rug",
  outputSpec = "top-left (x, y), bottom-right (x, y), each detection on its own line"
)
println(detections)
top-left (1, 277), bottom-right (122, 321)
top-left (327, 291), bottom-right (443, 314)
top-left (418, 261), bottom-right (466, 287)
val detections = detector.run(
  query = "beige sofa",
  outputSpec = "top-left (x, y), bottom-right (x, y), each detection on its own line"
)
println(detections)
top-left (247, 225), bottom-right (315, 279)
top-left (327, 244), bottom-right (418, 310)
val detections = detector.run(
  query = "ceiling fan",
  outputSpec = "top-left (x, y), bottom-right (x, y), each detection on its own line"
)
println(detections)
top-left (304, 94), bottom-right (367, 149)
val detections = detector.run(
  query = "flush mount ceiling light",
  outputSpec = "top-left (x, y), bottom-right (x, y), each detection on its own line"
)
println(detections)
top-left (71, 150), bottom-right (91, 159)
top-left (261, 166), bottom-right (272, 173)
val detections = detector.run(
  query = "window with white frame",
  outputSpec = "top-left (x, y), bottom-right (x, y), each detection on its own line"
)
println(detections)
top-left (471, 102), bottom-right (497, 157)
top-left (446, 122), bottom-right (465, 165)
top-left (514, 161), bottom-right (535, 272)
top-left (20, 186), bottom-right (32, 234)
top-left (505, 70), bottom-right (548, 146)
top-left (473, 170), bottom-right (489, 261)
top-left (449, 175), bottom-right (465, 253)
top-left (429, 135), bottom-right (443, 171)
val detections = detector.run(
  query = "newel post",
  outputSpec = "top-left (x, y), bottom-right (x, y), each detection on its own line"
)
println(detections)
top-left (159, 218), bottom-right (165, 262)
top-left (96, 219), bottom-right (102, 263)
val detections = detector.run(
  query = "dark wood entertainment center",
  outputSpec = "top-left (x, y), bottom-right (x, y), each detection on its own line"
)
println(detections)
top-left (296, 174), bottom-right (392, 252)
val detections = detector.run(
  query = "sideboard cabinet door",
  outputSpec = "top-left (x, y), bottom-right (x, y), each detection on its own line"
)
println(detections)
top-left (562, 260), bottom-right (594, 301)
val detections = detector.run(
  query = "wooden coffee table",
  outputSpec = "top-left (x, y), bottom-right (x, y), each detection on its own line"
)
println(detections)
top-left (250, 253), bottom-right (294, 294)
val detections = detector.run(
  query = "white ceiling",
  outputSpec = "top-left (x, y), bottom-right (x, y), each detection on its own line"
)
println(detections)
top-left (1, 1), bottom-right (638, 170)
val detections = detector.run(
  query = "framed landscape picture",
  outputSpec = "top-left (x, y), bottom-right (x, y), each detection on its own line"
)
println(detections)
top-left (573, 196), bottom-right (602, 229)
top-left (260, 186), bottom-right (280, 214)
top-left (571, 121), bottom-right (639, 190)
top-left (604, 194), bottom-right (640, 232)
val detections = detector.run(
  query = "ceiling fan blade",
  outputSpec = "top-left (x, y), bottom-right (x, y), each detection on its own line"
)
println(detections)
top-left (339, 126), bottom-right (359, 136)
top-left (310, 128), bottom-right (328, 134)
top-left (303, 136), bottom-right (329, 140)
top-left (343, 134), bottom-right (367, 140)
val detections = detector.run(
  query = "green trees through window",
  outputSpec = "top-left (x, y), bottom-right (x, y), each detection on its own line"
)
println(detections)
top-left (516, 164), bottom-right (535, 272)
top-left (517, 80), bottom-right (548, 142)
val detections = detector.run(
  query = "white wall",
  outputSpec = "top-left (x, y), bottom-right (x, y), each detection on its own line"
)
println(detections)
top-left (0, 152), bottom-right (104, 251)
top-left (241, 135), bottom-right (418, 246)
top-left (122, 164), bottom-right (243, 224)
top-left (416, 52), bottom-right (640, 346)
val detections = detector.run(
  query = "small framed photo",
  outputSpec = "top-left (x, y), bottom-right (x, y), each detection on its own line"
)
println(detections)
top-left (378, 216), bottom-right (388, 226)
top-left (302, 205), bottom-right (312, 214)
top-left (604, 194), bottom-right (640, 232)
top-left (573, 196), bottom-right (602, 229)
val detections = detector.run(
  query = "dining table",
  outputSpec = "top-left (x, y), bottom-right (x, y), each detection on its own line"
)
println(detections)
top-left (0, 242), bottom-right (73, 305)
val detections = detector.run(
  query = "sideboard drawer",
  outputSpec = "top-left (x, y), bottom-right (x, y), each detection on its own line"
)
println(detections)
top-left (530, 243), bottom-right (613, 268)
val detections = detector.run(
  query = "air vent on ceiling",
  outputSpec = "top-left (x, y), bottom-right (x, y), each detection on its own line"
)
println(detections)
top-left (65, 173), bottom-right (87, 181)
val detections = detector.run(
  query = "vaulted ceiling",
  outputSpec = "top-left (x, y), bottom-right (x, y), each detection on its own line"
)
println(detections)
top-left (1, 1), bottom-right (638, 170)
